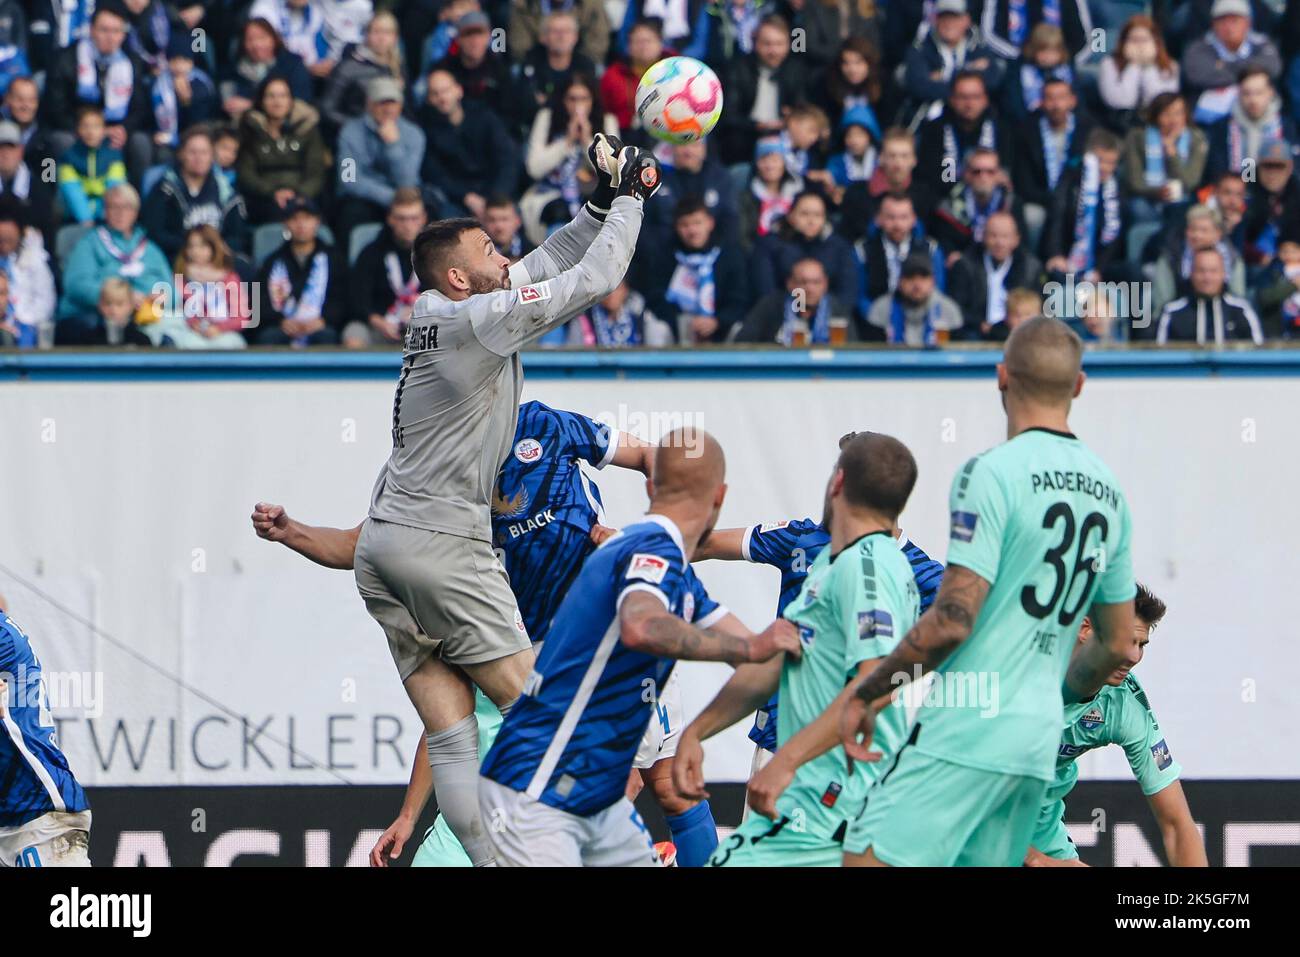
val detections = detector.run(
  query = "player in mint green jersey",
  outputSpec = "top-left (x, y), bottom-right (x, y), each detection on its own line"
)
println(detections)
top-left (1027, 583), bottom-right (1207, 867)
top-left (673, 433), bottom-right (921, 866)
top-left (837, 317), bottom-right (1143, 867)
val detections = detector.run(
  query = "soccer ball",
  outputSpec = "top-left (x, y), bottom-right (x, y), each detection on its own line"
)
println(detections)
top-left (635, 57), bottom-right (723, 145)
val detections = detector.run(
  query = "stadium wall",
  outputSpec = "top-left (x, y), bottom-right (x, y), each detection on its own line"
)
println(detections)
top-left (0, 351), bottom-right (1294, 800)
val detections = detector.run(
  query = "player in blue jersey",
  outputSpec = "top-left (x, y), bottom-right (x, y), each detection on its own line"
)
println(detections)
top-left (692, 433), bottom-right (944, 796)
top-left (0, 602), bottom-right (92, 867)
top-left (478, 428), bottom-right (802, 866)
top-left (252, 402), bottom-right (739, 866)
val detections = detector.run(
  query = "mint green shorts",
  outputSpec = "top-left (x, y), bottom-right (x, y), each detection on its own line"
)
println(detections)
top-left (847, 747), bottom-right (1047, 866)
top-left (1030, 798), bottom-right (1079, 861)
top-left (410, 692), bottom-right (502, 868)
top-left (708, 813), bottom-right (845, 867)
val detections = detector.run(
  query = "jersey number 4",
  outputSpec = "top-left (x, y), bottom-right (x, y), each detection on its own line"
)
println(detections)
top-left (1020, 502), bottom-right (1108, 626)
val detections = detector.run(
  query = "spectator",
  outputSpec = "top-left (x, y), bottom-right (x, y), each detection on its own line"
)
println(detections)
top-left (816, 36), bottom-right (884, 132)
top-left (141, 125), bottom-right (250, 261)
top-left (737, 137), bottom-right (803, 246)
top-left (220, 18), bottom-right (313, 123)
top-left (825, 107), bottom-right (878, 192)
top-left (1097, 14), bottom-right (1180, 123)
top-left (521, 74), bottom-right (617, 245)
top-left (481, 194), bottom-right (534, 260)
top-left (602, 17), bottom-right (665, 134)
top-left (614, 2), bottom-right (707, 62)
top-left (435, 12), bottom-right (526, 131)
top-left (57, 106), bottom-right (129, 226)
top-left (717, 15), bottom-right (809, 166)
top-left (1151, 204), bottom-right (1247, 317)
top-left (777, 0), bottom-right (881, 69)
top-left (517, 11), bottom-right (597, 123)
top-left (1182, 0), bottom-right (1282, 122)
top-left (159, 225), bottom-right (250, 348)
top-left (947, 210), bottom-right (1043, 338)
top-left (57, 183), bottom-right (171, 340)
top-left (2, 78), bottom-right (60, 172)
top-left (1256, 238), bottom-right (1300, 337)
top-left (248, 0), bottom-right (346, 79)
top-left (1242, 139), bottom-right (1300, 265)
top-left (696, 0), bottom-right (772, 69)
top-left (998, 287), bottom-right (1042, 338)
top-left (1013, 77), bottom-right (1094, 248)
top-left (510, 0), bottom-right (609, 67)
top-left (213, 125), bottom-right (240, 189)
top-left (417, 69), bottom-right (520, 220)
top-left (567, 281), bottom-right (675, 347)
top-left (1000, 23), bottom-right (1074, 123)
top-left (1156, 246), bottom-right (1263, 344)
top-left (1205, 169), bottom-right (1249, 252)
top-left (642, 138), bottom-right (739, 249)
top-left (751, 190), bottom-right (857, 305)
top-left (1122, 93), bottom-right (1205, 249)
top-left (900, 0), bottom-right (1003, 126)
top-left (781, 104), bottom-right (832, 183)
top-left (929, 147), bottom-right (1025, 265)
top-left (641, 197), bottom-right (749, 343)
top-left (0, 120), bottom-right (58, 246)
top-left (255, 196), bottom-right (344, 345)
top-left (0, 0), bottom-right (28, 98)
top-left (736, 257), bottom-right (860, 344)
top-left (0, 201), bottom-right (56, 348)
top-left (838, 126), bottom-right (933, 239)
top-left (347, 187), bottom-right (427, 346)
top-left (865, 250), bottom-right (963, 345)
top-left (1204, 67), bottom-right (1297, 180)
top-left (915, 71), bottom-right (1013, 200)
top-left (153, 30), bottom-right (219, 151)
top-left (418, 0), bottom-right (480, 76)
top-left (978, 0), bottom-right (1095, 67)
top-left (1043, 129), bottom-right (1128, 284)
top-left (43, 5), bottom-right (155, 181)
top-left (855, 190), bottom-right (946, 310)
top-left (82, 276), bottom-right (157, 346)
top-left (319, 9), bottom-right (405, 138)
top-left (237, 76), bottom-right (328, 225)
top-left (335, 76), bottom-right (424, 247)
top-left (117, 0), bottom-right (181, 72)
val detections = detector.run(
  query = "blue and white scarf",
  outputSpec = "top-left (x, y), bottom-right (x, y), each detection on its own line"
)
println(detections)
top-left (882, 235), bottom-right (911, 292)
top-left (1020, 62), bottom-right (1072, 113)
top-left (153, 72), bottom-right (179, 148)
top-left (76, 39), bottom-right (134, 123)
top-left (269, 250), bottom-right (330, 321)
top-left (260, 1), bottom-right (330, 67)
top-left (964, 185), bottom-right (1005, 243)
top-left (128, 0), bottom-right (171, 70)
top-left (58, 0), bottom-right (96, 48)
top-left (550, 149), bottom-right (583, 217)
top-left (1007, 0), bottom-right (1061, 49)
top-left (725, 0), bottom-right (764, 56)
top-left (1208, 32), bottom-right (1254, 64)
top-left (1143, 126), bottom-right (1190, 188)
top-left (888, 296), bottom-right (942, 346)
top-left (780, 294), bottom-right (831, 345)
top-left (943, 119), bottom-right (995, 182)
top-left (589, 302), bottom-right (642, 346)
top-left (666, 248), bottom-right (721, 317)
top-left (1228, 109), bottom-right (1283, 173)
top-left (779, 129), bottom-right (809, 177)
top-left (0, 253), bottom-right (35, 348)
top-left (1040, 113), bottom-right (1074, 190)
top-left (1068, 152), bottom-right (1121, 273)
top-left (1180, 240), bottom-right (1234, 281)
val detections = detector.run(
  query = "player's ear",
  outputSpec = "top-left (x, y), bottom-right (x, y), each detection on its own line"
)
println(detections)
top-left (644, 476), bottom-right (654, 500)
top-left (996, 362), bottom-right (1009, 392)
top-left (1078, 618), bottom-right (1093, 642)
top-left (714, 482), bottom-right (727, 510)
top-left (446, 265), bottom-right (468, 293)
top-left (1073, 370), bottom-right (1086, 398)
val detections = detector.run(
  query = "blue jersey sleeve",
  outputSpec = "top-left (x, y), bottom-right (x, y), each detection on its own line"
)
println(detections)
top-left (551, 407), bottom-right (618, 470)
top-left (901, 539), bottom-right (946, 613)
top-left (742, 518), bottom-right (822, 572)
top-left (685, 569), bottom-right (728, 628)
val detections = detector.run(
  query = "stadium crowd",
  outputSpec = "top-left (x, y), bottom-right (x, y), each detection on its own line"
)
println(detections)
top-left (0, 0), bottom-right (1297, 349)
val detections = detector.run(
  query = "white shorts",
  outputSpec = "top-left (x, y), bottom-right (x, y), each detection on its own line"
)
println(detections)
top-left (478, 777), bottom-right (660, 867)
top-left (633, 669), bottom-right (684, 770)
top-left (741, 745), bottom-right (776, 823)
top-left (0, 811), bottom-right (92, 868)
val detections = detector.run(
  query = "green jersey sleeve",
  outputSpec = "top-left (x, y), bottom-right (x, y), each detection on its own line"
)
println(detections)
top-left (945, 454), bottom-right (1008, 584)
top-left (1115, 678), bottom-right (1182, 795)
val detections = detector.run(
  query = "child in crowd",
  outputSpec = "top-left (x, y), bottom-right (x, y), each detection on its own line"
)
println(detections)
top-left (57, 106), bottom-right (128, 226)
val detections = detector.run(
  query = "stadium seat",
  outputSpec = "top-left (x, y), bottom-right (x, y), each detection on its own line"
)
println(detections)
top-left (55, 223), bottom-right (92, 269)
top-left (349, 222), bottom-right (383, 266)
top-left (252, 222), bottom-right (337, 268)
top-left (727, 162), bottom-right (749, 200)
top-left (140, 164), bottom-right (169, 200)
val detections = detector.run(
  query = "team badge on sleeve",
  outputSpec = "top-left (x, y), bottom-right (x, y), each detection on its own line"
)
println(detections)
top-left (1080, 707), bottom-right (1105, 730)
top-left (628, 553), bottom-right (669, 584)
top-left (517, 281), bottom-right (552, 304)
top-left (1151, 739), bottom-right (1173, 770)
top-left (858, 610), bottom-right (893, 639)
top-left (950, 510), bottom-right (979, 543)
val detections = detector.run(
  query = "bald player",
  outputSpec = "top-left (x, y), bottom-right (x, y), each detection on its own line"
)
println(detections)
top-left (477, 429), bottom-right (802, 867)
top-left (836, 317), bottom-right (1140, 867)
top-left (354, 136), bottom-right (662, 864)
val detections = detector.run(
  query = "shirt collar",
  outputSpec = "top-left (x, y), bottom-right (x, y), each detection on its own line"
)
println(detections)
top-left (643, 513), bottom-right (687, 563)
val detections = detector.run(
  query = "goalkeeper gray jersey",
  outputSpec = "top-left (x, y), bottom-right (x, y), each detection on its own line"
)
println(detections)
top-left (367, 197), bottom-right (644, 541)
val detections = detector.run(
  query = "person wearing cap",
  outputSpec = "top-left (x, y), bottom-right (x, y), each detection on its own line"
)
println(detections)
top-left (735, 256), bottom-right (860, 344)
top-left (1156, 246), bottom-right (1264, 346)
top-left (900, 0), bottom-right (1003, 126)
top-left (433, 11), bottom-right (528, 131)
top-left (738, 136), bottom-right (804, 248)
top-left (0, 118), bottom-right (58, 247)
top-left (255, 195), bottom-right (346, 345)
top-left (826, 106), bottom-right (879, 190)
top-left (947, 209), bottom-right (1042, 339)
top-left (717, 14), bottom-right (811, 167)
top-left (335, 74), bottom-right (425, 248)
top-left (914, 70), bottom-right (1013, 201)
top-left (1183, 0), bottom-right (1282, 111)
top-left (865, 249), bottom-right (963, 346)
top-left (140, 125), bottom-right (251, 260)
top-left (1243, 137), bottom-right (1300, 265)
top-left (319, 9), bottom-right (405, 139)
top-left (42, 4), bottom-right (155, 182)
top-left (752, 189), bottom-right (858, 307)
top-left (1204, 66), bottom-right (1297, 180)
top-left (153, 26), bottom-right (219, 149)
top-left (510, 0), bottom-right (608, 72)
top-left (416, 69), bottom-right (519, 220)
top-left (236, 75), bottom-right (328, 224)
top-left (977, 0), bottom-right (1095, 68)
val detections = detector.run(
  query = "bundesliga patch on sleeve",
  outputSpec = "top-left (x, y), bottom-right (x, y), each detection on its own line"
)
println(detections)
top-left (858, 609), bottom-right (893, 640)
top-left (1150, 738), bottom-right (1173, 770)
top-left (758, 521), bottom-right (789, 533)
top-left (627, 553), bottom-right (669, 584)
top-left (950, 510), bottom-right (979, 543)
top-left (516, 281), bottom-right (552, 304)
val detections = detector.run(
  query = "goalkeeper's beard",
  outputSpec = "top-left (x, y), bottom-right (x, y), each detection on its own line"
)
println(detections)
top-left (467, 268), bottom-right (509, 296)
